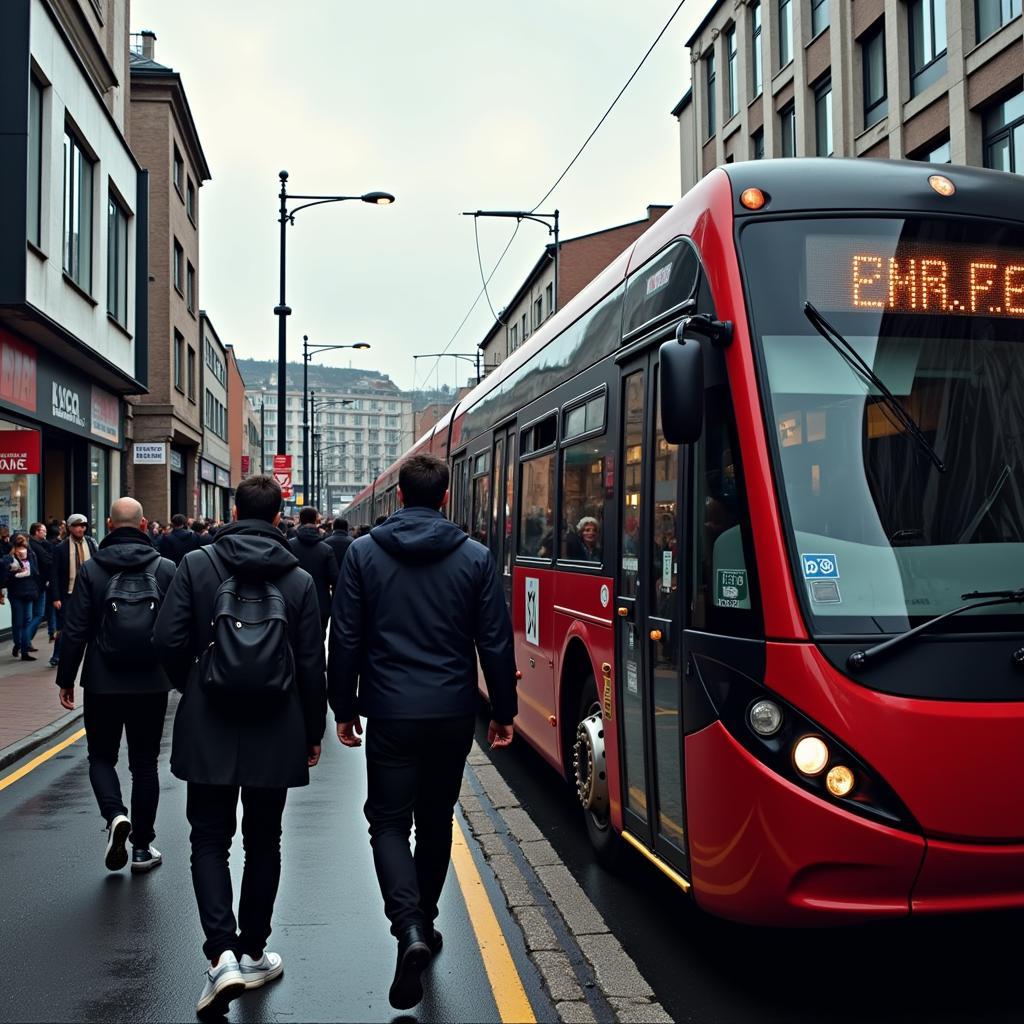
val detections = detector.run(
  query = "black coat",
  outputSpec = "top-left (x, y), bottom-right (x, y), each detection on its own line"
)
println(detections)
top-left (29, 537), bottom-right (54, 582)
top-left (324, 529), bottom-right (354, 571)
top-left (50, 535), bottom-right (98, 602)
top-left (159, 527), bottom-right (200, 565)
top-left (55, 529), bottom-right (177, 694)
top-left (289, 526), bottom-right (338, 623)
top-left (1, 550), bottom-right (42, 602)
top-left (328, 506), bottom-right (518, 725)
top-left (153, 519), bottom-right (328, 789)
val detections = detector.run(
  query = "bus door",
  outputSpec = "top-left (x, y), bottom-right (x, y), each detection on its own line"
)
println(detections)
top-left (616, 352), bottom-right (688, 874)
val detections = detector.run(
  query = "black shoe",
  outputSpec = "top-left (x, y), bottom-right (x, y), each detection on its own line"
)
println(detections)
top-left (21, 653), bottom-right (36, 662)
top-left (27, 646), bottom-right (38, 652)
top-left (12, 647), bottom-right (19, 658)
top-left (426, 927), bottom-right (443, 957)
top-left (388, 925), bottom-right (431, 1010)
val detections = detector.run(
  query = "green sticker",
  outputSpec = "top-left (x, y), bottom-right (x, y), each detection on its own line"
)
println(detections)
top-left (716, 569), bottom-right (749, 608)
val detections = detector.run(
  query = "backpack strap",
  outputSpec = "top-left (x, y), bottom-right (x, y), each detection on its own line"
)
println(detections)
top-left (201, 545), bottom-right (228, 586)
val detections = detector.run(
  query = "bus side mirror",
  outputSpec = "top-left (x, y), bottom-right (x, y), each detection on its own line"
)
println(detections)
top-left (659, 322), bottom-right (704, 445)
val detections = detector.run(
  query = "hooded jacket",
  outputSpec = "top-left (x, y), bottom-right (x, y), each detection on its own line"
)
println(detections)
top-left (328, 505), bottom-right (517, 724)
top-left (153, 519), bottom-right (327, 788)
top-left (288, 525), bottom-right (338, 623)
top-left (159, 526), bottom-right (200, 565)
top-left (323, 528), bottom-right (354, 571)
top-left (55, 528), bottom-right (177, 694)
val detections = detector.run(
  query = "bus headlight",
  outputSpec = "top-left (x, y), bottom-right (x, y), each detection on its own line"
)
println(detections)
top-left (793, 735), bottom-right (829, 776)
top-left (748, 699), bottom-right (783, 736)
top-left (826, 765), bottom-right (855, 797)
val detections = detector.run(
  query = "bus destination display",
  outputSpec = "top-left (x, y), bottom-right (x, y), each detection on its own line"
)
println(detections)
top-left (807, 237), bottom-right (1024, 318)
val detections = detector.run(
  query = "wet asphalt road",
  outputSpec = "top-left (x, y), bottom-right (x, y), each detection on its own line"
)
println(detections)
top-left (477, 717), bottom-right (1024, 1024)
top-left (0, 701), bottom-right (552, 1024)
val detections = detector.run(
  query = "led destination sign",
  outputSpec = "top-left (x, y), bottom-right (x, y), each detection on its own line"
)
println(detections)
top-left (807, 238), bottom-right (1024, 318)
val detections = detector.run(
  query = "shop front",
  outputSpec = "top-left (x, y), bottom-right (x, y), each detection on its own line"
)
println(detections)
top-left (200, 459), bottom-right (231, 522)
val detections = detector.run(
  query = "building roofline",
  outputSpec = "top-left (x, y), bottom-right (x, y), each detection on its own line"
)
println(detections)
top-left (671, 87), bottom-right (693, 117)
top-left (130, 65), bottom-right (213, 181)
top-left (687, 0), bottom-right (727, 48)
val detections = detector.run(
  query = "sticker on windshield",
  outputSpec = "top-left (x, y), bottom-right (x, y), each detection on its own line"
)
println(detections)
top-left (716, 569), bottom-right (749, 608)
top-left (801, 553), bottom-right (840, 580)
top-left (809, 580), bottom-right (842, 604)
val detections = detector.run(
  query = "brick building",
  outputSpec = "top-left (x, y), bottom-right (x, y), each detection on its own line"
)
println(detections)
top-left (126, 30), bottom-right (211, 520)
top-left (674, 0), bottom-right (1024, 194)
top-left (478, 206), bottom-right (670, 373)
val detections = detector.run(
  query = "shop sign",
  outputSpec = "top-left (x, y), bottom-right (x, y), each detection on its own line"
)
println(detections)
top-left (240, 455), bottom-right (251, 474)
top-left (133, 443), bottom-right (166, 465)
top-left (200, 459), bottom-right (217, 484)
top-left (216, 466), bottom-right (230, 488)
top-left (273, 453), bottom-right (292, 499)
top-left (0, 331), bottom-right (36, 413)
top-left (170, 449), bottom-right (185, 474)
top-left (0, 430), bottom-right (41, 473)
top-left (50, 380), bottom-right (86, 429)
top-left (90, 386), bottom-right (120, 444)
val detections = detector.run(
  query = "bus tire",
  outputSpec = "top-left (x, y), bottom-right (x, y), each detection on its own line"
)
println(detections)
top-left (573, 681), bottom-right (622, 869)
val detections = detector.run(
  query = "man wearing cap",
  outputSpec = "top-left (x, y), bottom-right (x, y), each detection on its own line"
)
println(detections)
top-left (50, 513), bottom-right (98, 668)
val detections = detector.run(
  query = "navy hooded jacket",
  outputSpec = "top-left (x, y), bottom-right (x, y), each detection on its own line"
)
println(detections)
top-left (327, 506), bottom-right (518, 725)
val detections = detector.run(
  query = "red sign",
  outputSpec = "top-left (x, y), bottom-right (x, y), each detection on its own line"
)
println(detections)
top-left (241, 455), bottom-right (251, 475)
top-left (0, 430), bottom-right (41, 473)
top-left (0, 330), bottom-right (36, 413)
top-left (272, 453), bottom-right (292, 499)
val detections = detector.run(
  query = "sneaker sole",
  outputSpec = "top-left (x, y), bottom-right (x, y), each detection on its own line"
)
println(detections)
top-left (241, 963), bottom-right (284, 989)
top-left (197, 978), bottom-right (245, 1019)
top-left (130, 857), bottom-right (163, 874)
top-left (105, 819), bottom-right (131, 871)
top-left (389, 943), bottom-right (431, 1010)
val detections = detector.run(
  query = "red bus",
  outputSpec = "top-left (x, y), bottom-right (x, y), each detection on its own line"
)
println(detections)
top-left (346, 159), bottom-right (1024, 925)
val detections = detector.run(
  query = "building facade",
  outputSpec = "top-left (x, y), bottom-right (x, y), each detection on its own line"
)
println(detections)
top-left (224, 344), bottom-right (262, 485)
top-left (0, 0), bottom-right (145, 558)
top-left (126, 30), bottom-right (211, 521)
top-left (478, 206), bottom-right (670, 372)
top-left (676, 0), bottom-right (1024, 193)
top-left (198, 311), bottom-right (230, 520)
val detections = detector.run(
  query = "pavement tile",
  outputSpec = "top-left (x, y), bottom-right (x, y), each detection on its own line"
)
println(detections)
top-left (519, 837), bottom-right (562, 868)
top-left (462, 810), bottom-right (497, 836)
top-left (532, 951), bottom-right (585, 1003)
top-left (608, 999), bottom-right (674, 1023)
top-left (501, 806), bottom-right (545, 843)
top-left (555, 1000), bottom-right (598, 1023)
top-left (487, 854), bottom-right (536, 907)
top-left (458, 793), bottom-right (484, 817)
top-left (476, 832), bottom-right (510, 859)
top-left (472, 763), bottom-right (520, 809)
top-left (511, 905), bottom-right (560, 951)
top-left (577, 934), bottom-right (655, 999)
top-left (535, 864), bottom-right (609, 936)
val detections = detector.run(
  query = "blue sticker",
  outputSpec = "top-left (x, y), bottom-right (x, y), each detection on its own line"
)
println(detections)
top-left (801, 553), bottom-right (840, 579)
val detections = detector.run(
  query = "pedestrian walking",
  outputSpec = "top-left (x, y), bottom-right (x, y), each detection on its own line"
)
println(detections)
top-left (49, 512), bottom-right (97, 668)
top-left (159, 513), bottom-right (201, 565)
top-left (288, 506), bottom-right (338, 633)
top-left (328, 453), bottom-right (518, 1011)
top-left (55, 498), bottom-right (177, 873)
top-left (28, 522), bottom-right (54, 647)
top-left (323, 517), bottom-right (354, 569)
top-left (153, 474), bottom-right (327, 1019)
top-left (1, 536), bottom-right (43, 660)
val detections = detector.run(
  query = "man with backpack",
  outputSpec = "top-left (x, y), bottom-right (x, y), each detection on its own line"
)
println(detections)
top-left (329, 453), bottom-right (518, 1011)
top-left (153, 474), bottom-right (327, 1020)
top-left (55, 497), bottom-right (176, 873)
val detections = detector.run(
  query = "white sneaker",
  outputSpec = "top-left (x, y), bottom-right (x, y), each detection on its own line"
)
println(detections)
top-left (130, 846), bottom-right (163, 874)
top-left (104, 814), bottom-right (131, 871)
top-left (238, 951), bottom-right (284, 989)
top-left (196, 950), bottom-right (245, 1019)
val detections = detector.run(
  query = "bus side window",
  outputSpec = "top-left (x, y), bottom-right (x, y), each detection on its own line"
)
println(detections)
top-left (471, 451), bottom-right (490, 546)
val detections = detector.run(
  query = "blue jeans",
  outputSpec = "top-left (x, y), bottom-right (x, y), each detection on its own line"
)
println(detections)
top-left (10, 598), bottom-right (34, 654)
top-left (28, 593), bottom-right (46, 646)
top-left (47, 600), bottom-right (58, 638)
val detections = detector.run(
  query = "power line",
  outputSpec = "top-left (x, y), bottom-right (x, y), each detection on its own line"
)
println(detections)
top-left (475, 215), bottom-right (511, 326)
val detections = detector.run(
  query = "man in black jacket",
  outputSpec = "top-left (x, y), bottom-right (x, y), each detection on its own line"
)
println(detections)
top-left (159, 513), bottom-right (200, 565)
top-left (323, 517), bottom-right (354, 569)
top-left (154, 474), bottom-right (327, 1019)
top-left (56, 498), bottom-right (176, 873)
top-left (49, 512), bottom-right (98, 668)
top-left (329, 453), bottom-right (517, 1011)
top-left (288, 506), bottom-right (338, 632)
top-left (27, 522), bottom-right (53, 651)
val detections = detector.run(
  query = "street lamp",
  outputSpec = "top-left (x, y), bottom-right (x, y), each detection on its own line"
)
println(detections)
top-left (302, 334), bottom-right (370, 498)
top-left (413, 351), bottom-right (483, 388)
top-left (274, 169), bottom-right (394, 456)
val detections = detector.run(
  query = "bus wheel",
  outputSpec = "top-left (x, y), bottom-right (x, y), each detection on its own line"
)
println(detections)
top-left (572, 683), bottom-right (621, 868)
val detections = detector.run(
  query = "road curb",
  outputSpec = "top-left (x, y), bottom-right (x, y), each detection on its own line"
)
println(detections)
top-left (0, 708), bottom-right (84, 772)
top-left (462, 743), bottom-right (671, 1024)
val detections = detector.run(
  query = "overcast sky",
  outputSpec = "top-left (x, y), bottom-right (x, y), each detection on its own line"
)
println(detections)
top-left (131, 0), bottom-right (708, 393)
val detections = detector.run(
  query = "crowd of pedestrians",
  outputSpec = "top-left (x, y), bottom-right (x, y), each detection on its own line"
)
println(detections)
top-left (36, 455), bottom-right (517, 1019)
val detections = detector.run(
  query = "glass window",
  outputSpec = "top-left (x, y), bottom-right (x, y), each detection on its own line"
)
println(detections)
top-left (706, 48), bottom-right (716, 137)
top-left (521, 312), bottom-right (528, 342)
top-left (546, 282), bottom-right (554, 315)
top-left (624, 241), bottom-right (700, 334)
top-left (751, 2), bottom-right (763, 97)
top-left (187, 346), bottom-right (196, 402)
top-left (187, 262), bottom-right (195, 312)
top-left (779, 0), bottom-right (793, 67)
top-left (63, 128), bottom-right (93, 290)
top-left (984, 90), bottom-right (1024, 173)
top-left (504, 431), bottom-right (516, 574)
top-left (186, 178), bottom-right (195, 222)
top-left (752, 128), bottom-right (765, 159)
top-left (519, 454), bottom-right (556, 558)
top-left (510, 323), bottom-right (518, 351)
top-left (913, 137), bottom-right (952, 163)
top-left (863, 21), bottom-right (888, 127)
top-left (89, 445), bottom-right (109, 542)
top-left (811, 0), bottom-right (830, 37)
top-left (522, 415), bottom-right (557, 455)
top-left (173, 239), bottom-right (183, 293)
top-left (977, 0), bottom-right (1022, 40)
top-left (490, 435), bottom-right (504, 562)
top-left (726, 25), bottom-right (738, 119)
top-left (620, 374), bottom-right (644, 600)
top-left (780, 102), bottom-right (797, 157)
top-left (815, 78), bottom-right (833, 156)
top-left (107, 193), bottom-right (129, 326)
top-left (910, 0), bottom-right (947, 96)
top-left (534, 296), bottom-right (543, 329)
top-left (471, 457), bottom-right (490, 545)
top-left (173, 146), bottom-right (183, 195)
top-left (173, 330), bottom-right (184, 390)
top-left (28, 78), bottom-right (43, 248)
top-left (561, 438), bottom-right (607, 564)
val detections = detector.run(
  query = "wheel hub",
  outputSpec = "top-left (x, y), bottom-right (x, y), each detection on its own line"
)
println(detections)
top-left (573, 711), bottom-right (608, 817)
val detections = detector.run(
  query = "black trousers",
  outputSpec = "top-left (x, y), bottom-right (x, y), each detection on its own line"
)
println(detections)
top-left (83, 690), bottom-right (169, 848)
top-left (185, 783), bottom-right (288, 962)
top-left (364, 716), bottom-right (475, 937)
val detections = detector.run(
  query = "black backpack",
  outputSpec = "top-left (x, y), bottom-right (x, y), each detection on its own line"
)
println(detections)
top-left (198, 547), bottom-right (295, 699)
top-left (96, 556), bottom-right (164, 665)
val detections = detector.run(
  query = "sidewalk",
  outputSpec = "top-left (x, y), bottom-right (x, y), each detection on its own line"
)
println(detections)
top-left (0, 628), bottom-right (80, 770)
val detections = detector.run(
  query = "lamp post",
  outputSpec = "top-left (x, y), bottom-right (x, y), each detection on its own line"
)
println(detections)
top-left (302, 335), bottom-right (369, 500)
top-left (309, 397), bottom-right (354, 507)
top-left (461, 208), bottom-right (560, 313)
top-left (413, 351), bottom-right (483, 388)
top-left (274, 170), bottom-right (393, 457)
top-left (316, 442), bottom-right (348, 513)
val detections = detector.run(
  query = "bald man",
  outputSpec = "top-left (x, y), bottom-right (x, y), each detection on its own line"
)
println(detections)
top-left (57, 497), bottom-right (178, 874)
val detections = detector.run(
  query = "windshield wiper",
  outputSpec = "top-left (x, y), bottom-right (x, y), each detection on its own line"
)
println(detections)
top-left (802, 302), bottom-right (947, 473)
top-left (847, 589), bottom-right (1024, 669)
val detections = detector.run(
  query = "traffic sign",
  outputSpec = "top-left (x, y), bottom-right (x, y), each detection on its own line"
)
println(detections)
top-left (273, 454), bottom-right (292, 499)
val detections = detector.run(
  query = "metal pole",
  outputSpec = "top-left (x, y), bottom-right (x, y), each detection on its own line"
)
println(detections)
top-left (552, 209), bottom-right (559, 312)
top-left (309, 390), bottom-right (316, 509)
top-left (259, 400), bottom-right (265, 473)
top-left (275, 171), bottom-right (290, 455)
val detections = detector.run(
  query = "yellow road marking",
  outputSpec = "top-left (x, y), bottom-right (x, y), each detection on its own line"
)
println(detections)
top-left (0, 728), bottom-right (86, 792)
top-left (450, 815), bottom-right (536, 1024)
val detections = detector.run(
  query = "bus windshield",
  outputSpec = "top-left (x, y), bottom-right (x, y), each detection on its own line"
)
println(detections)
top-left (740, 215), bottom-right (1024, 635)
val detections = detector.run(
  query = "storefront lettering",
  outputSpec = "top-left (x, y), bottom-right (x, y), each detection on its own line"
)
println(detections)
top-left (52, 382), bottom-right (85, 427)
top-left (0, 335), bottom-right (36, 412)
